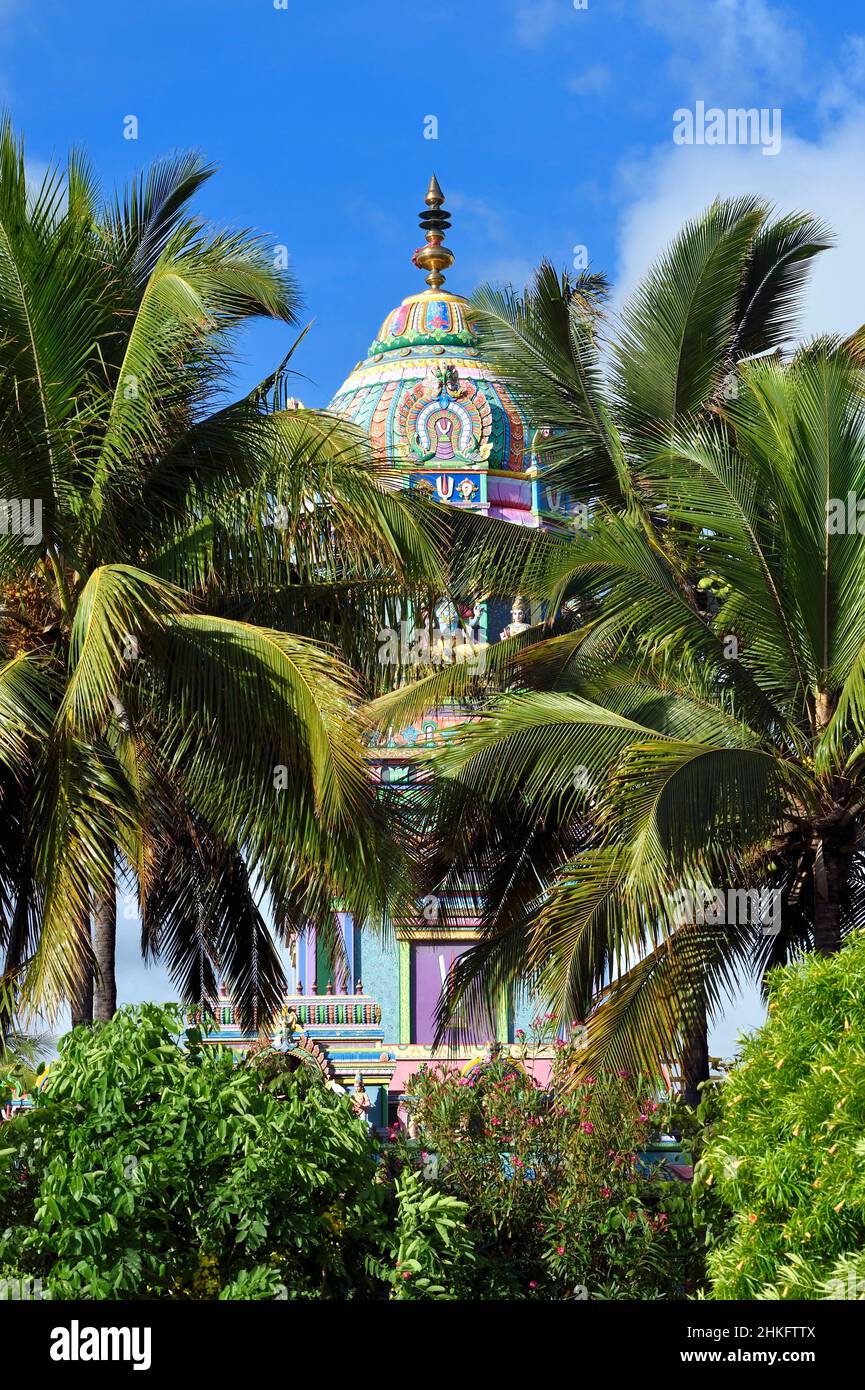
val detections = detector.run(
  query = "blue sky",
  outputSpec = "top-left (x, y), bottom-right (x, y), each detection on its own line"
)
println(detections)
top-left (4, 0), bottom-right (865, 1052)
top-left (5, 0), bottom-right (865, 407)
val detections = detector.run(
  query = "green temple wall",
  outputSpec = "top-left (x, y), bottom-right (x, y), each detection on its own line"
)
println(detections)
top-left (356, 927), bottom-right (401, 1045)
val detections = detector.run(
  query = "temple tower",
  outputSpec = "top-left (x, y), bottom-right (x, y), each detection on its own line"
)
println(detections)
top-left (326, 180), bottom-right (569, 1069)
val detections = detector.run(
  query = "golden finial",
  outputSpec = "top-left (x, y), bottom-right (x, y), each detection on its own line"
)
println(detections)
top-left (412, 173), bottom-right (455, 291)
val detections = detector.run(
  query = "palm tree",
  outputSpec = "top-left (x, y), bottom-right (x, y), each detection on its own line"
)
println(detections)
top-left (367, 198), bottom-right (851, 1099)
top-left (0, 121), bottom-right (442, 1027)
top-left (0, 978), bottom-right (48, 1110)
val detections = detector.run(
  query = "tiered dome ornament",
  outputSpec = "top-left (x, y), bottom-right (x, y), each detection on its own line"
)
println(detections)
top-left (330, 176), bottom-right (570, 528)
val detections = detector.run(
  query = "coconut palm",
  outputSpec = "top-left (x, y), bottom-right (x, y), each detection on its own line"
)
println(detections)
top-left (367, 198), bottom-right (846, 1099)
top-left (0, 977), bottom-right (48, 1109)
top-left (0, 121), bottom-right (443, 1027)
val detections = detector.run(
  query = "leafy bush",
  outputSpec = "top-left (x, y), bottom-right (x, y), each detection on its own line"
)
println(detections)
top-left (0, 1004), bottom-right (393, 1299)
top-left (0, 1005), bottom-right (706, 1300)
top-left (695, 931), bottom-right (865, 1299)
top-left (393, 1031), bottom-right (701, 1299)
top-left (366, 1169), bottom-right (475, 1300)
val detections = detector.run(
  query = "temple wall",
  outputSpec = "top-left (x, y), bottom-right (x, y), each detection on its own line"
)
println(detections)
top-left (358, 927), bottom-right (401, 1044)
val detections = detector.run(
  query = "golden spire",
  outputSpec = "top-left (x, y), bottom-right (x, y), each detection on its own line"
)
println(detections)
top-left (412, 173), bottom-right (455, 291)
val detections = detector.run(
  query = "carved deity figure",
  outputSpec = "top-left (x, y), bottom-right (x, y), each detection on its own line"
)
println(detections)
top-left (351, 1075), bottom-right (372, 1123)
top-left (500, 596), bottom-right (531, 641)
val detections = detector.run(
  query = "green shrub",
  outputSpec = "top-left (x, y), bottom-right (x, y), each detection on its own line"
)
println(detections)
top-left (367, 1169), bottom-right (475, 1300)
top-left (695, 931), bottom-right (865, 1299)
top-left (0, 1004), bottom-right (390, 1299)
top-left (0, 1004), bottom-right (707, 1300)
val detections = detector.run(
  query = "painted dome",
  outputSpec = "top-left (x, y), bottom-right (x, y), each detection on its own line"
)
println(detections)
top-left (329, 177), bottom-right (568, 528)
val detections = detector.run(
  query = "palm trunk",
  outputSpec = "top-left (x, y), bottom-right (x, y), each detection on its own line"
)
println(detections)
top-left (813, 841), bottom-right (843, 955)
top-left (92, 884), bottom-right (117, 1021)
top-left (681, 994), bottom-right (709, 1109)
top-left (69, 910), bottom-right (93, 1027)
top-left (812, 691), bottom-right (845, 956)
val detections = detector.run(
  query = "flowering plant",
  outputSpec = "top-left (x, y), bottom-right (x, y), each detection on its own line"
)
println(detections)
top-left (392, 1023), bottom-right (701, 1299)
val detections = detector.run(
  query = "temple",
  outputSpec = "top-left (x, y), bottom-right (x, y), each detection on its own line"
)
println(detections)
top-left (203, 179), bottom-right (574, 1127)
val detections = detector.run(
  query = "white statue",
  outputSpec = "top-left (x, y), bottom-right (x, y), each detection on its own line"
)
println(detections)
top-left (500, 596), bottom-right (531, 641)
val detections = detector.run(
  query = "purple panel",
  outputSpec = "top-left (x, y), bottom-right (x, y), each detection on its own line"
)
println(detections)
top-left (336, 911), bottom-right (353, 993)
top-left (488, 478), bottom-right (528, 506)
top-left (411, 941), bottom-right (495, 1045)
top-left (305, 928), bottom-right (316, 992)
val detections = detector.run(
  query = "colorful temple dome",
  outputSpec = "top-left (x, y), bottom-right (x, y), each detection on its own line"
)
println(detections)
top-left (329, 176), bottom-right (564, 527)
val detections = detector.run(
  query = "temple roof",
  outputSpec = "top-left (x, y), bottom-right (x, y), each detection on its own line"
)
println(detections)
top-left (328, 178), bottom-right (567, 524)
top-left (368, 289), bottom-right (477, 359)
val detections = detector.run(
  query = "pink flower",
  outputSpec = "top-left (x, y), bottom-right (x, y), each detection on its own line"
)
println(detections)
top-left (491, 1117), bottom-right (501, 1126)
top-left (581, 1121), bottom-right (594, 1135)
top-left (637, 1114), bottom-right (648, 1124)
top-left (601, 1186), bottom-right (612, 1199)
top-left (513, 1158), bottom-right (524, 1167)
top-left (556, 1245), bottom-right (565, 1255)
top-left (529, 1280), bottom-right (538, 1290)
top-left (617, 1068), bottom-right (630, 1079)
top-left (401, 1270), bottom-right (411, 1280)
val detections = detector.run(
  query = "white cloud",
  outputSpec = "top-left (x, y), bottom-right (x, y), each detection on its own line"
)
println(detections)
top-left (609, 3), bottom-right (865, 343)
top-left (514, 0), bottom-right (807, 99)
top-left (514, 0), bottom-right (574, 50)
top-left (613, 113), bottom-right (865, 343)
top-left (447, 190), bottom-right (511, 245)
top-left (446, 191), bottom-right (535, 290)
top-left (24, 158), bottom-right (51, 198)
top-left (477, 256), bottom-right (537, 292)
top-left (818, 33), bottom-right (865, 121)
top-left (566, 63), bottom-right (611, 97)
top-left (343, 196), bottom-right (402, 244)
top-left (638, 0), bottom-right (809, 102)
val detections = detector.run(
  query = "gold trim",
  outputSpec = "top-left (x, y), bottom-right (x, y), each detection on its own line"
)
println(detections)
top-left (395, 929), bottom-right (482, 941)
